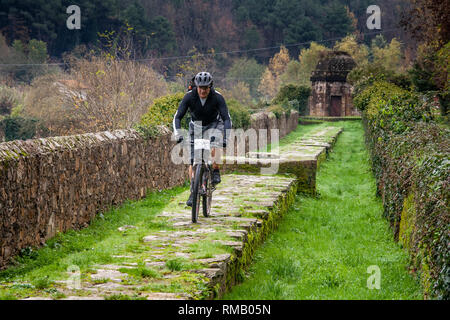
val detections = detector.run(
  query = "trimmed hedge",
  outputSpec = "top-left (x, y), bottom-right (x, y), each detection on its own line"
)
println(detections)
top-left (355, 80), bottom-right (449, 299)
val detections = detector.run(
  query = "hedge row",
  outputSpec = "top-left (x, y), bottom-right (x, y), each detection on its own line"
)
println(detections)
top-left (354, 80), bottom-right (449, 299)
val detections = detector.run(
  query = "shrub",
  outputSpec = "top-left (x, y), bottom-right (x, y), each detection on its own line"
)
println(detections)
top-left (165, 258), bottom-right (184, 271)
top-left (138, 93), bottom-right (252, 136)
top-left (137, 92), bottom-right (188, 137)
top-left (227, 99), bottom-right (251, 129)
top-left (140, 92), bottom-right (184, 128)
top-left (68, 56), bottom-right (168, 132)
top-left (349, 64), bottom-right (412, 99)
top-left (0, 115), bottom-right (48, 141)
top-left (32, 276), bottom-right (52, 290)
top-left (22, 57), bottom-right (168, 137)
top-left (252, 100), bottom-right (270, 112)
top-left (22, 73), bottom-right (82, 137)
top-left (355, 81), bottom-right (433, 137)
top-left (118, 266), bottom-right (160, 279)
top-left (266, 104), bottom-right (285, 119)
top-left (272, 84), bottom-right (311, 115)
top-left (273, 84), bottom-right (310, 104)
top-left (0, 86), bottom-right (23, 116)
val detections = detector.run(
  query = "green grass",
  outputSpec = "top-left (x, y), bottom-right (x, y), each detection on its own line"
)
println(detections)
top-left (134, 281), bottom-right (183, 293)
top-left (164, 258), bottom-right (205, 272)
top-left (0, 183), bottom-right (189, 299)
top-left (118, 265), bottom-right (161, 279)
top-left (187, 240), bottom-right (233, 260)
top-left (104, 293), bottom-right (147, 300)
top-left (222, 121), bottom-right (423, 300)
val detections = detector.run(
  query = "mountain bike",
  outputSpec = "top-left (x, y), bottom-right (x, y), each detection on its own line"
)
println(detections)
top-left (191, 137), bottom-right (216, 223)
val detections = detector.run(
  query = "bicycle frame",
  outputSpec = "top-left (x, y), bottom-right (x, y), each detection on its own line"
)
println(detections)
top-left (191, 139), bottom-right (215, 223)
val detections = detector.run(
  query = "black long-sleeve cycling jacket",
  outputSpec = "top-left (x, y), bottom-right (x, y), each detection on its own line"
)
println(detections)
top-left (172, 87), bottom-right (232, 137)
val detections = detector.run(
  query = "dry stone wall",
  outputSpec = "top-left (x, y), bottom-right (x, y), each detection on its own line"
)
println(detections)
top-left (0, 110), bottom-right (298, 269)
top-left (232, 110), bottom-right (298, 155)
top-left (0, 127), bottom-right (189, 269)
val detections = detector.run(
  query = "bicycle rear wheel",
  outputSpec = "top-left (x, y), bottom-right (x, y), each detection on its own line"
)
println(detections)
top-left (202, 168), bottom-right (212, 217)
top-left (191, 164), bottom-right (202, 223)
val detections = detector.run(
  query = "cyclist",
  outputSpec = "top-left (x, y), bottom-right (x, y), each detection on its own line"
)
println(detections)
top-left (173, 71), bottom-right (232, 207)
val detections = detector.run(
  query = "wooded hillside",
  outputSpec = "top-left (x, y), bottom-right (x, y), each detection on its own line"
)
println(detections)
top-left (0, 0), bottom-right (409, 60)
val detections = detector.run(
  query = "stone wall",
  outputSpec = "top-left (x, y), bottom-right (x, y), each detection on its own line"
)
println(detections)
top-left (0, 110), bottom-right (299, 269)
top-left (263, 110), bottom-right (299, 138)
top-left (0, 127), bottom-right (189, 269)
top-left (231, 110), bottom-right (298, 155)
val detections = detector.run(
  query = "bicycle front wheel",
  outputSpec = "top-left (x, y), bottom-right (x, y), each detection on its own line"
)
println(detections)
top-left (191, 164), bottom-right (203, 223)
top-left (202, 168), bottom-right (212, 217)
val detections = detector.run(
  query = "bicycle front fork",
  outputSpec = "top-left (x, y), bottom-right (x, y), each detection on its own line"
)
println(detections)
top-left (191, 165), bottom-right (208, 195)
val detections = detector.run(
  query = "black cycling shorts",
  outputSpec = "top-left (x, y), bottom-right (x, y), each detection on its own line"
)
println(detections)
top-left (189, 120), bottom-right (224, 165)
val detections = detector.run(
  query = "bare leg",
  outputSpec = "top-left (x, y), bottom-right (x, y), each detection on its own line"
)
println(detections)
top-left (188, 165), bottom-right (193, 181)
top-left (186, 165), bottom-right (194, 206)
top-left (211, 148), bottom-right (221, 170)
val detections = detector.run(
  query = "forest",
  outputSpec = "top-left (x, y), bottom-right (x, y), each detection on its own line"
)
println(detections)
top-left (0, 0), bottom-right (409, 58)
top-left (0, 0), bottom-right (447, 139)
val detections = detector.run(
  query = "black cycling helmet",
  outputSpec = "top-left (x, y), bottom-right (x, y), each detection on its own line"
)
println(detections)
top-left (194, 71), bottom-right (213, 87)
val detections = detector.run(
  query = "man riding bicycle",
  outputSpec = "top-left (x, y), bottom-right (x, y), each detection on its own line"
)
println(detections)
top-left (173, 71), bottom-right (232, 207)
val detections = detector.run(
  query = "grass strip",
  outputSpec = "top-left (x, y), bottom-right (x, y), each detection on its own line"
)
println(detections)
top-left (222, 121), bottom-right (423, 300)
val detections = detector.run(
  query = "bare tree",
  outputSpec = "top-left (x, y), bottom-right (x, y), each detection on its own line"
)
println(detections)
top-left (68, 56), bottom-right (168, 132)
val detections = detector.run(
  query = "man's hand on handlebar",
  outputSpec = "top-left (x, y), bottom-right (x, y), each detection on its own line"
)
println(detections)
top-left (176, 134), bottom-right (226, 147)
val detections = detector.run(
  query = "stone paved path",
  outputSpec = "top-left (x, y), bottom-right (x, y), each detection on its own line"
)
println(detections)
top-left (21, 175), bottom-right (297, 300)
top-left (224, 126), bottom-right (343, 195)
top-left (19, 125), bottom-right (343, 300)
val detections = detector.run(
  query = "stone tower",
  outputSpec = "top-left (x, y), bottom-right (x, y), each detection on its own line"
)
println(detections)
top-left (308, 51), bottom-right (359, 117)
